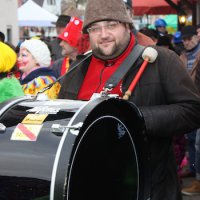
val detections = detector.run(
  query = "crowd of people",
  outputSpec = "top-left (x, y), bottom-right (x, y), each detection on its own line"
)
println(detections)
top-left (1, 0), bottom-right (200, 199)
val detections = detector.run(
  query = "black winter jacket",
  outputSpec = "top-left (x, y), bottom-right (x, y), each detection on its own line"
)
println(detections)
top-left (59, 46), bottom-right (200, 200)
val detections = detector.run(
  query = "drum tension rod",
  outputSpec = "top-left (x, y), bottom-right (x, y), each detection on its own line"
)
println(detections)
top-left (51, 123), bottom-right (83, 136)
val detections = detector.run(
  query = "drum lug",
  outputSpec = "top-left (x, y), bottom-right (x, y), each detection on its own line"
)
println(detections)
top-left (51, 122), bottom-right (83, 136)
top-left (51, 124), bottom-right (66, 136)
top-left (69, 122), bottom-right (83, 135)
top-left (0, 123), bottom-right (6, 133)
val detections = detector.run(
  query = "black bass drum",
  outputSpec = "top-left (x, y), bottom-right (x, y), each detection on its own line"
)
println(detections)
top-left (0, 96), bottom-right (142, 200)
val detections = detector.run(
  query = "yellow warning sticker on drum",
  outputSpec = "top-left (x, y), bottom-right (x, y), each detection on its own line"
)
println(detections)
top-left (22, 114), bottom-right (48, 124)
top-left (11, 123), bottom-right (42, 141)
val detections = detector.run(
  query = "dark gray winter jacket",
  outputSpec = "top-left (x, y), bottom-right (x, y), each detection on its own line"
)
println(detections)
top-left (59, 46), bottom-right (200, 200)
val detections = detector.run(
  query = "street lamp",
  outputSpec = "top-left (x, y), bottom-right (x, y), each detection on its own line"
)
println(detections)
top-left (179, 15), bottom-right (187, 25)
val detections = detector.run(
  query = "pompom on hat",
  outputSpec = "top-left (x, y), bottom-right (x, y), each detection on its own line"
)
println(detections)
top-left (20, 39), bottom-right (51, 67)
top-left (82, 0), bottom-right (133, 33)
top-left (58, 17), bottom-right (83, 48)
top-left (0, 41), bottom-right (17, 73)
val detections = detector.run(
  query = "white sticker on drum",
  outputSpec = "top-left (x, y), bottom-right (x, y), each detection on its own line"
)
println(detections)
top-left (27, 106), bottom-right (59, 114)
top-left (44, 101), bottom-right (62, 106)
top-left (11, 123), bottom-right (42, 141)
top-left (22, 114), bottom-right (48, 124)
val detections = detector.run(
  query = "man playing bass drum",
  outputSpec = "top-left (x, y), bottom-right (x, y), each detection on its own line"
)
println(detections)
top-left (58, 0), bottom-right (200, 199)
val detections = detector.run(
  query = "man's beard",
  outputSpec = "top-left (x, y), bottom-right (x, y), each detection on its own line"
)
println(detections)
top-left (93, 41), bottom-right (126, 60)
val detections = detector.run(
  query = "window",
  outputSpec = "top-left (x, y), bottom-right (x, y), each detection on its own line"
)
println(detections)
top-left (7, 26), bottom-right (12, 44)
top-left (47, 0), bottom-right (56, 5)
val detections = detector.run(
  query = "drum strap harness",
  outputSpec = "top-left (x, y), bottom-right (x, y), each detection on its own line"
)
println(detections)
top-left (101, 44), bottom-right (145, 96)
top-left (37, 44), bottom-right (145, 98)
top-left (35, 51), bottom-right (93, 98)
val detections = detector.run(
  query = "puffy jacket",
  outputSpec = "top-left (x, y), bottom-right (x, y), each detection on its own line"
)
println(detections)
top-left (0, 76), bottom-right (24, 103)
top-left (59, 46), bottom-right (200, 200)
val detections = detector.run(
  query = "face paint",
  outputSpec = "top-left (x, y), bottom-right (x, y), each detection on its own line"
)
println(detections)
top-left (17, 48), bottom-right (38, 74)
top-left (18, 50), bottom-right (29, 68)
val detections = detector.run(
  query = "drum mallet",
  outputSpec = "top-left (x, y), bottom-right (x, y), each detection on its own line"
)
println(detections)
top-left (123, 47), bottom-right (158, 100)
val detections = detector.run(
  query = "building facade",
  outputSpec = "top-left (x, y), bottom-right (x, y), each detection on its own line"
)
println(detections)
top-left (0, 0), bottom-right (19, 46)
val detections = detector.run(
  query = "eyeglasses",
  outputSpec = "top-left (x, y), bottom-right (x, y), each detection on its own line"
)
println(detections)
top-left (87, 21), bottom-right (121, 34)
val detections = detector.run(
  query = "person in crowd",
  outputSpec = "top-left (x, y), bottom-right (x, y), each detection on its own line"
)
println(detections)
top-left (172, 31), bottom-right (185, 56)
top-left (50, 16), bottom-right (90, 78)
top-left (181, 29), bottom-right (200, 196)
top-left (4, 42), bottom-right (22, 79)
top-left (156, 35), bottom-right (176, 52)
top-left (18, 39), bottom-right (60, 99)
top-left (0, 41), bottom-right (24, 103)
top-left (196, 24), bottom-right (200, 41)
top-left (154, 18), bottom-right (168, 36)
top-left (139, 27), bottom-right (159, 44)
top-left (58, 1), bottom-right (200, 199)
top-left (0, 31), bottom-right (5, 42)
top-left (123, 0), bottom-right (154, 46)
top-left (50, 14), bottom-right (71, 61)
top-left (179, 25), bottom-right (200, 182)
top-left (180, 25), bottom-right (200, 73)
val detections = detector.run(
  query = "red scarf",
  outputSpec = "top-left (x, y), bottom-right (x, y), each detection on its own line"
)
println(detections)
top-left (77, 33), bottom-right (135, 100)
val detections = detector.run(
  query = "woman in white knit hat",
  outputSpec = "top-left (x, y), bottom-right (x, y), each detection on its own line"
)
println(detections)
top-left (18, 39), bottom-right (60, 99)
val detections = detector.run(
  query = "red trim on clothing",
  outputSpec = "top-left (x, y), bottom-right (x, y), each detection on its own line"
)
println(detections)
top-left (61, 57), bottom-right (70, 76)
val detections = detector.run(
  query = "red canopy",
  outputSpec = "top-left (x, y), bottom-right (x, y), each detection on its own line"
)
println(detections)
top-left (133, 0), bottom-right (178, 16)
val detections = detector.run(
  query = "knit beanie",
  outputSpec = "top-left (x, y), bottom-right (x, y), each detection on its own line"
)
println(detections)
top-left (0, 42), bottom-right (17, 73)
top-left (20, 39), bottom-right (51, 67)
top-left (82, 0), bottom-right (133, 33)
top-left (58, 17), bottom-right (83, 48)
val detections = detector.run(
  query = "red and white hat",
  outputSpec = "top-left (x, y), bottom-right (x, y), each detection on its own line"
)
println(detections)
top-left (58, 17), bottom-right (83, 48)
